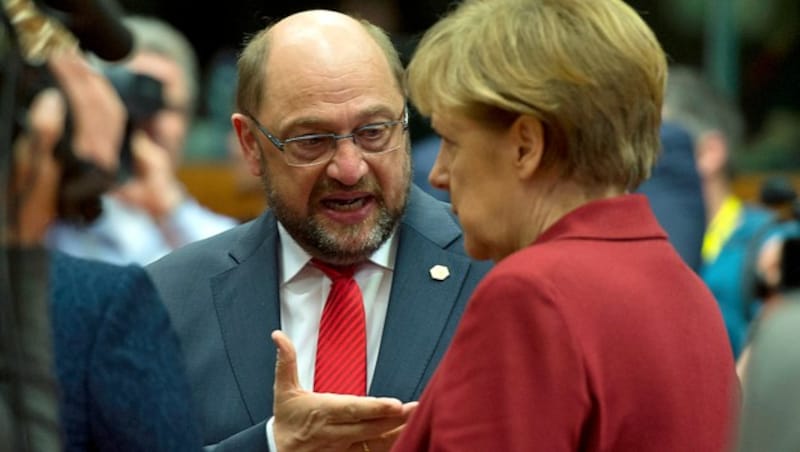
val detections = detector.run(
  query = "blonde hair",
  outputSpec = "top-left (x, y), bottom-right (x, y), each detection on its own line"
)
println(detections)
top-left (235, 14), bottom-right (404, 115)
top-left (407, 0), bottom-right (667, 189)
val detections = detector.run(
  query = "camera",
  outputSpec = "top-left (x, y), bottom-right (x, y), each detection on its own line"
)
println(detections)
top-left (102, 65), bottom-right (165, 182)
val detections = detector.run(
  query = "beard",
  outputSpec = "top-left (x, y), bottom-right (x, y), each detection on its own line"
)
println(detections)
top-left (261, 158), bottom-right (410, 266)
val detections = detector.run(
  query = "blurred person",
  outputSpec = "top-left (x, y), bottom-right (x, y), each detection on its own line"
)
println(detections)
top-left (736, 234), bottom-right (800, 378)
top-left (664, 65), bottom-right (781, 358)
top-left (737, 238), bottom-right (800, 452)
top-left (737, 300), bottom-right (800, 452)
top-left (394, 0), bottom-right (739, 450)
top-left (146, 9), bottom-right (492, 452)
top-left (185, 48), bottom-right (239, 161)
top-left (46, 15), bottom-right (237, 266)
top-left (5, 44), bottom-right (201, 452)
top-left (410, 134), bottom-right (450, 202)
top-left (414, 121), bottom-right (710, 260)
top-left (635, 121), bottom-right (706, 272)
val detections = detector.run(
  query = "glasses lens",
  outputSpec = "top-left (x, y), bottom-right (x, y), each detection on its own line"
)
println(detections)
top-left (355, 123), bottom-right (398, 152)
top-left (285, 135), bottom-right (335, 165)
top-left (282, 119), bottom-right (406, 166)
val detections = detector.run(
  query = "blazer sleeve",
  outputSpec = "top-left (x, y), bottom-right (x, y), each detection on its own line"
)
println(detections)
top-left (200, 422), bottom-right (269, 452)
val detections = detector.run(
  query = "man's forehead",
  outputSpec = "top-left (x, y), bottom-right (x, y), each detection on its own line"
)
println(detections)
top-left (269, 10), bottom-right (363, 39)
top-left (261, 50), bottom-right (399, 119)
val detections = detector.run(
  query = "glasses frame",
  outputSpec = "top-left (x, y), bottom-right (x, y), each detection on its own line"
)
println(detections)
top-left (244, 107), bottom-right (409, 167)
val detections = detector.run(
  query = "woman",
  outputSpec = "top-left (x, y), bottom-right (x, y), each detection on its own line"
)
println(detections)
top-left (393, 0), bottom-right (739, 450)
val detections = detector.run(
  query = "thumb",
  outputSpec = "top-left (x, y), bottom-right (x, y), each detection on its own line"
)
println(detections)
top-left (271, 330), bottom-right (302, 397)
top-left (130, 130), bottom-right (166, 173)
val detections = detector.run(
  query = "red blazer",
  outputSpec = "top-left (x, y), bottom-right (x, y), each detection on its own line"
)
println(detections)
top-left (393, 194), bottom-right (739, 452)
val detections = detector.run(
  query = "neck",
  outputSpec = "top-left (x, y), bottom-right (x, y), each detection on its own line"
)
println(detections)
top-left (515, 177), bottom-right (623, 255)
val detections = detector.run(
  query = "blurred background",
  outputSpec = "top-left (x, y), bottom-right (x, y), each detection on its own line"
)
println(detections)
top-left (115, 0), bottom-right (800, 221)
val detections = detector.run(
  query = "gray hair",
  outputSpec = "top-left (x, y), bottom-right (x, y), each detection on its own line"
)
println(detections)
top-left (664, 65), bottom-right (745, 154)
top-left (123, 15), bottom-right (200, 117)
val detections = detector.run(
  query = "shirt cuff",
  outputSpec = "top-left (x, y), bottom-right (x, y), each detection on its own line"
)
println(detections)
top-left (266, 416), bottom-right (278, 452)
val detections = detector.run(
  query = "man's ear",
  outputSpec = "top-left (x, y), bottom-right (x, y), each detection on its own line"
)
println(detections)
top-left (512, 115), bottom-right (545, 180)
top-left (231, 113), bottom-right (264, 176)
top-left (695, 130), bottom-right (728, 179)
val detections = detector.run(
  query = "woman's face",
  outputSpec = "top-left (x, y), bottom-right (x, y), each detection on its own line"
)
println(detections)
top-left (428, 110), bottom-right (524, 261)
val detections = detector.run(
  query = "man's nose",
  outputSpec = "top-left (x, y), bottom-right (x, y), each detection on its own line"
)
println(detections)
top-left (326, 138), bottom-right (368, 186)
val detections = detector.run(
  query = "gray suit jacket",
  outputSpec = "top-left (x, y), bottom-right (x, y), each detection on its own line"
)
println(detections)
top-left (147, 186), bottom-right (492, 451)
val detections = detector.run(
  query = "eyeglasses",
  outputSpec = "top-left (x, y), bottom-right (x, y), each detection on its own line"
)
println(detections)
top-left (245, 108), bottom-right (409, 167)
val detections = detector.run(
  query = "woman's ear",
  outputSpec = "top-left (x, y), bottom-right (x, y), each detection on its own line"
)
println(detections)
top-left (231, 113), bottom-right (264, 176)
top-left (512, 115), bottom-right (545, 180)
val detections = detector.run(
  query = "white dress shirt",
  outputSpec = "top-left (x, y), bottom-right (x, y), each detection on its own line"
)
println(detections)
top-left (267, 222), bottom-right (397, 449)
top-left (47, 194), bottom-right (238, 266)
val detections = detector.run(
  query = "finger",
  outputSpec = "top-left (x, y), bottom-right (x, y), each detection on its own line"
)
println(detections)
top-left (130, 131), bottom-right (178, 181)
top-left (131, 131), bottom-right (164, 166)
top-left (400, 401), bottom-right (418, 416)
top-left (15, 89), bottom-right (65, 182)
top-left (272, 330), bottom-right (302, 395)
top-left (317, 394), bottom-right (404, 423)
top-left (28, 89), bottom-right (67, 154)
top-left (315, 413), bottom-right (410, 449)
top-left (362, 423), bottom-right (406, 452)
top-left (356, 406), bottom-right (418, 452)
top-left (10, 89), bottom-right (66, 245)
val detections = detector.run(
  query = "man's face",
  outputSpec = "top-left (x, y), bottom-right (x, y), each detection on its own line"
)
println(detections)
top-left (251, 35), bottom-right (410, 265)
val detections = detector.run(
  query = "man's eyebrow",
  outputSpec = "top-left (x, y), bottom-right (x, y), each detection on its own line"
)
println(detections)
top-left (282, 105), bottom-right (399, 133)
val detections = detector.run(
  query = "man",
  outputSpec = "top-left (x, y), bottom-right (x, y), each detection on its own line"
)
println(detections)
top-left (4, 46), bottom-right (201, 451)
top-left (146, 10), bottom-right (491, 452)
top-left (47, 16), bottom-right (237, 266)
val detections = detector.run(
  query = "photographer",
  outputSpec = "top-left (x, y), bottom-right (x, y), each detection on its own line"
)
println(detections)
top-left (2, 3), bottom-right (201, 450)
top-left (47, 15), bottom-right (238, 266)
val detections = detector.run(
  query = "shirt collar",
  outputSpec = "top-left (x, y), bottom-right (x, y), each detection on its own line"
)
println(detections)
top-left (277, 221), bottom-right (397, 285)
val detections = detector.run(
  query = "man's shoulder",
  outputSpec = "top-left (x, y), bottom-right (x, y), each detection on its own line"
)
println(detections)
top-left (148, 216), bottom-right (263, 268)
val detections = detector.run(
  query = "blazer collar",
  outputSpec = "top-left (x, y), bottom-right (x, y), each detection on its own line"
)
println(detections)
top-left (537, 194), bottom-right (666, 244)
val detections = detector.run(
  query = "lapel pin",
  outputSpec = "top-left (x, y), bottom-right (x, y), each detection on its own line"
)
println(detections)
top-left (429, 264), bottom-right (450, 281)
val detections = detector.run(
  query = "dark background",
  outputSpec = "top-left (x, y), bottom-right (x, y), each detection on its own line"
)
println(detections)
top-left (117, 0), bottom-right (799, 169)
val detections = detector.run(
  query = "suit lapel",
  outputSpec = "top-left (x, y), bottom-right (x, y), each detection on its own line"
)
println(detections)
top-left (370, 187), bottom-right (471, 400)
top-left (371, 227), bottom-right (471, 400)
top-left (211, 213), bottom-right (282, 423)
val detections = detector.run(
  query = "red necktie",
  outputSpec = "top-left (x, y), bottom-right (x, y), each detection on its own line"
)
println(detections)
top-left (312, 259), bottom-right (367, 395)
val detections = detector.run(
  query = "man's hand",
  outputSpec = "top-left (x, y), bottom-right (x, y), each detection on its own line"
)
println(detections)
top-left (8, 89), bottom-right (65, 245)
top-left (271, 330), bottom-right (418, 452)
top-left (47, 52), bottom-right (125, 173)
top-left (112, 131), bottom-right (185, 220)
